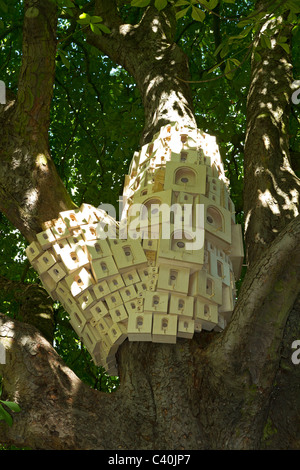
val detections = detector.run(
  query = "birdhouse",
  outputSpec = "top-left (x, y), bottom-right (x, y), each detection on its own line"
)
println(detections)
top-left (36, 228), bottom-right (56, 249)
top-left (122, 268), bottom-right (140, 286)
top-left (27, 121), bottom-right (244, 374)
top-left (92, 279), bottom-right (111, 299)
top-left (60, 245), bottom-right (89, 273)
top-left (108, 238), bottom-right (148, 272)
top-left (25, 241), bottom-right (43, 263)
top-left (157, 225), bottom-right (205, 270)
top-left (59, 209), bottom-right (82, 229)
top-left (110, 304), bottom-right (128, 323)
top-left (144, 291), bottom-right (169, 314)
top-left (90, 256), bottom-right (119, 281)
top-left (127, 312), bottom-right (153, 341)
top-left (189, 269), bottom-right (223, 306)
top-left (104, 291), bottom-right (123, 310)
top-left (157, 264), bottom-right (190, 294)
top-left (169, 293), bottom-right (194, 317)
top-left (65, 267), bottom-right (94, 297)
top-left (107, 322), bottom-right (127, 346)
top-left (124, 298), bottom-right (143, 316)
top-left (34, 250), bottom-right (57, 274)
top-left (107, 274), bottom-right (125, 292)
top-left (152, 313), bottom-right (178, 343)
top-left (77, 289), bottom-right (96, 311)
top-left (164, 162), bottom-right (207, 196)
top-left (199, 194), bottom-right (232, 249)
top-left (47, 262), bottom-right (67, 284)
top-left (177, 317), bottom-right (194, 339)
top-left (84, 239), bottom-right (112, 261)
top-left (89, 300), bottom-right (108, 319)
top-left (194, 299), bottom-right (219, 331)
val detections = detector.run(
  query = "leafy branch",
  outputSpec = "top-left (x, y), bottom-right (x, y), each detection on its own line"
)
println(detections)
top-left (0, 376), bottom-right (21, 427)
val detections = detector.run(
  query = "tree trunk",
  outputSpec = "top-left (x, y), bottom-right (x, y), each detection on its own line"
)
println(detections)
top-left (243, 2), bottom-right (299, 266)
top-left (86, 1), bottom-right (196, 146)
top-left (1, 214), bottom-right (299, 449)
top-left (0, 0), bottom-right (75, 242)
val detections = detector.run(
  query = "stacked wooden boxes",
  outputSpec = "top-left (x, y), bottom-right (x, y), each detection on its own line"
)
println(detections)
top-left (26, 122), bottom-right (244, 375)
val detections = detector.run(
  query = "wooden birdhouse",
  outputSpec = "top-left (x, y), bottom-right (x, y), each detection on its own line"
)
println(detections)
top-left (26, 121), bottom-right (244, 374)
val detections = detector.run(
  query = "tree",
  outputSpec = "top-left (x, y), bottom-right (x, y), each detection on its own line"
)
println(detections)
top-left (0, 0), bottom-right (299, 450)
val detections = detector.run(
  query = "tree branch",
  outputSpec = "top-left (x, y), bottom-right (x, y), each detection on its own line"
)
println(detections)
top-left (207, 215), bottom-right (300, 406)
top-left (0, 275), bottom-right (55, 343)
top-left (0, 314), bottom-right (119, 450)
top-left (0, 0), bottom-right (76, 241)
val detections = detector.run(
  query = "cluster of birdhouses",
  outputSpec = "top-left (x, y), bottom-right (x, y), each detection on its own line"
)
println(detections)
top-left (26, 122), bottom-right (244, 375)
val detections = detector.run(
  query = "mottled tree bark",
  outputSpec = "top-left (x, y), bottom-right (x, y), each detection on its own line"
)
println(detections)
top-left (243, 2), bottom-right (300, 266)
top-left (0, 275), bottom-right (54, 343)
top-left (0, 0), bottom-right (75, 242)
top-left (86, 0), bottom-right (196, 145)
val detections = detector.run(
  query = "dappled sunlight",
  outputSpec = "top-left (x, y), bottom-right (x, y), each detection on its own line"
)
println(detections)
top-left (0, 315), bottom-right (15, 389)
top-left (119, 23), bottom-right (135, 37)
top-left (35, 153), bottom-right (48, 171)
top-left (258, 189), bottom-right (280, 215)
top-left (23, 188), bottom-right (38, 210)
top-left (262, 134), bottom-right (270, 150)
top-left (265, 168), bottom-right (299, 217)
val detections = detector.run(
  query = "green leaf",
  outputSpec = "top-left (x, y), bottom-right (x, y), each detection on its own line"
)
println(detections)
top-left (58, 50), bottom-right (71, 69)
top-left (200, 0), bottom-right (218, 10)
top-left (0, 400), bottom-right (21, 413)
top-left (214, 41), bottom-right (225, 57)
top-left (175, 0), bottom-right (190, 5)
top-left (230, 58), bottom-right (240, 67)
top-left (131, 0), bottom-right (151, 7)
top-left (0, 404), bottom-right (12, 426)
top-left (224, 59), bottom-right (235, 80)
top-left (191, 6), bottom-right (205, 21)
top-left (223, 0), bottom-right (235, 3)
top-left (175, 6), bottom-right (190, 19)
top-left (254, 51), bottom-right (261, 62)
top-left (97, 23), bottom-right (111, 34)
top-left (278, 42), bottom-right (290, 54)
top-left (90, 15), bottom-right (103, 24)
top-left (76, 12), bottom-right (91, 24)
top-left (209, 0), bottom-right (219, 9)
top-left (260, 33), bottom-right (272, 49)
top-left (220, 43), bottom-right (229, 58)
top-left (155, 0), bottom-right (168, 10)
top-left (287, 10), bottom-right (297, 22)
top-left (90, 23), bottom-right (102, 35)
top-left (228, 25), bottom-right (253, 42)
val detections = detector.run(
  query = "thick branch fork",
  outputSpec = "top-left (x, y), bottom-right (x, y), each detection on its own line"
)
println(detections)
top-left (0, 216), bottom-right (299, 449)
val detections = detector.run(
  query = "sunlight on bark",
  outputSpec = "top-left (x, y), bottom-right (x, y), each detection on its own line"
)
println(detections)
top-left (258, 189), bottom-right (280, 214)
